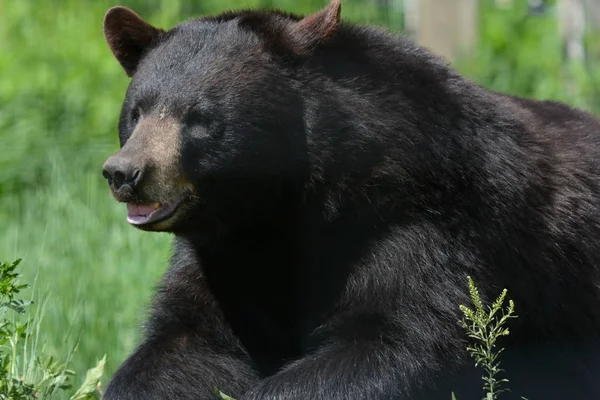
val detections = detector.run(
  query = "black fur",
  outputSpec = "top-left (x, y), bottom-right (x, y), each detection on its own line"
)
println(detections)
top-left (102, 4), bottom-right (600, 400)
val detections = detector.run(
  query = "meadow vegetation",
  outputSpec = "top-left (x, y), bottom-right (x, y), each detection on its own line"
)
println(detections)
top-left (1, 0), bottom-right (598, 397)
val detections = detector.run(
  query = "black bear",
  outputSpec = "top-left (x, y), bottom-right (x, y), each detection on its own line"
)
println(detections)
top-left (100, 1), bottom-right (600, 399)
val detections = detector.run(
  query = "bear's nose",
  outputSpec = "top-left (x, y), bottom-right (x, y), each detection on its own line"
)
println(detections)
top-left (102, 155), bottom-right (142, 190)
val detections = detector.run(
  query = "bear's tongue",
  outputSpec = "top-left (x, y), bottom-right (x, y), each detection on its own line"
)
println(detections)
top-left (127, 203), bottom-right (160, 224)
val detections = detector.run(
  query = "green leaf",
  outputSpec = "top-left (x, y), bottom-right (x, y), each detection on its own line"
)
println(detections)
top-left (70, 355), bottom-right (106, 400)
top-left (214, 387), bottom-right (237, 400)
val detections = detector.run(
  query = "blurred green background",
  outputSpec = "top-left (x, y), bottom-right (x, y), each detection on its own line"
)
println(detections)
top-left (1, 0), bottom-right (598, 397)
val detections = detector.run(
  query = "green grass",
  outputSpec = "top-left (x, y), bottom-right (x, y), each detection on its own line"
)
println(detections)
top-left (0, 1), bottom-right (175, 394)
top-left (1, 0), bottom-right (599, 398)
top-left (0, 164), bottom-right (172, 394)
top-left (0, 259), bottom-right (105, 399)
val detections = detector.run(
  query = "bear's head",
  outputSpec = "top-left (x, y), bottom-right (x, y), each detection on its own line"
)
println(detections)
top-left (101, 1), bottom-right (342, 235)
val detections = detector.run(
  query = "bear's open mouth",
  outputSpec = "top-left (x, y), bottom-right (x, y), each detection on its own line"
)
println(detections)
top-left (126, 193), bottom-right (188, 226)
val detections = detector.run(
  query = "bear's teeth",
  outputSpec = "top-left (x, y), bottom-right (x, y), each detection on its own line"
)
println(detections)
top-left (153, 203), bottom-right (161, 210)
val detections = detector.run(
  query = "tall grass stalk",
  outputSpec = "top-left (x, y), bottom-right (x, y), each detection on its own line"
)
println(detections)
top-left (458, 276), bottom-right (518, 400)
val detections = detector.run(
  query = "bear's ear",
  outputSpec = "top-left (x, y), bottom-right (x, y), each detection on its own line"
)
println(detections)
top-left (284, 0), bottom-right (341, 54)
top-left (103, 6), bottom-right (164, 77)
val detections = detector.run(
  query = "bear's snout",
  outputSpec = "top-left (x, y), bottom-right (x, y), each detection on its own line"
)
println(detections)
top-left (102, 154), bottom-right (144, 196)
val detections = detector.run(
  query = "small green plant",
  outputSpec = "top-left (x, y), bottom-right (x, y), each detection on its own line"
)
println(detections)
top-left (0, 259), bottom-right (105, 399)
top-left (458, 276), bottom-right (518, 400)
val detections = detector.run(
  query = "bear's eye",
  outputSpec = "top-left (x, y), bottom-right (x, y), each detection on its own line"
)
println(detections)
top-left (183, 108), bottom-right (211, 128)
top-left (130, 107), bottom-right (141, 125)
top-left (183, 107), bottom-right (224, 138)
